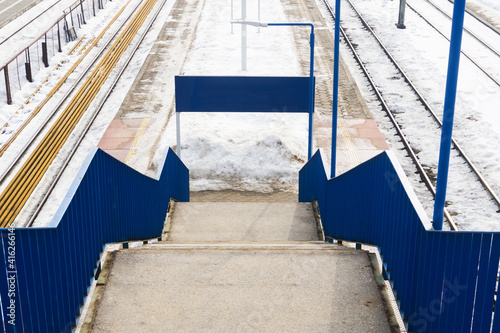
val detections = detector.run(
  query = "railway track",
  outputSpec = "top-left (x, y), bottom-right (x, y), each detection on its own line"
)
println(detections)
top-left (322, 0), bottom-right (500, 230)
top-left (406, 0), bottom-right (500, 87)
top-left (0, 0), bottom-right (64, 44)
top-left (424, 0), bottom-right (500, 58)
top-left (0, 0), bottom-right (169, 227)
top-left (0, 0), bottom-right (138, 158)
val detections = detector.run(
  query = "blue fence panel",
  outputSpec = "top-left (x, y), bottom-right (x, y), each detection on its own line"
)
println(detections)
top-left (473, 234), bottom-right (500, 332)
top-left (0, 147), bottom-right (189, 332)
top-left (299, 149), bottom-right (500, 333)
top-left (175, 76), bottom-right (313, 113)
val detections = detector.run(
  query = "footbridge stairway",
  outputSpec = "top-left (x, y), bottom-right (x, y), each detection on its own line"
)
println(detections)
top-left (84, 201), bottom-right (398, 332)
top-left (2, 147), bottom-right (500, 332)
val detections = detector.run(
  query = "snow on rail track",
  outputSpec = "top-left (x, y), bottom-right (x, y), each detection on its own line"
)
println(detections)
top-left (406, 0), bottom-right (500, 86)
top-left (322, 0), bottom-right (500, 231)
top-left (0, 0), bottom-right (176, 227)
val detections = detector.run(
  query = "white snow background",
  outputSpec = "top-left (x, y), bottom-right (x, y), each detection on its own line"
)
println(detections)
top-left (152, 0), bottom-right (308, 193)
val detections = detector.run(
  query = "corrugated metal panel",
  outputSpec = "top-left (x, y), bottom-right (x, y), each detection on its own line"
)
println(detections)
top-left (299, 149), bottom-right (500, 333)
top-left (0, 147), bottom-right (189, 332)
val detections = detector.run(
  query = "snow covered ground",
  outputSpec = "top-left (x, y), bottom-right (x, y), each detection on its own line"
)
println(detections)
top-left (153, 0), bottom-right (308, 193)
top-left (468, 0), bottom-right (500, 29)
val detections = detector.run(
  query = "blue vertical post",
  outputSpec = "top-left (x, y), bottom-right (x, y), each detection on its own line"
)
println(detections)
top-left (432, 0), bottom-right (466, 230)
top-left (308, 26), bottom-right (315, 160)
top-left (331, 0), bottom-right (341, 178)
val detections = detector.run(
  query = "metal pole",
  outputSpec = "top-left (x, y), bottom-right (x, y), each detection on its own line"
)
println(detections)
top-left (308, 27), bottom-right (315, 160)
top-left (57, 22), bottom-right (62, 52)
top-left (331, 0), bottom-right (340, 178)
top-left (25, 49), bottom-right (33, 82)
top-left (176, 112), bottom-right (181, 158)
top-left (432, 0), bottom-right (466, 231)
top-left (4, 66), bottom-right (12, 105)
top-left (241, 0), bottom-right (247, 71)
top-left (258, 0), bottom-right (260, 33)
top-left (70, 6), bottom-right (74, 27)
top-left (42, 35), bottom-right (49, 68)
top-left (396, 0), bottom-right (406, 29)
top-left (80, 0), bottom-right (86, 24)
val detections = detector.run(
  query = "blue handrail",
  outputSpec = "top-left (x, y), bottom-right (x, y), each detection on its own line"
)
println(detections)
top-left (0, 147), bottom-right (189, 332)
top-left (299, 149), bottom-right (500, 332)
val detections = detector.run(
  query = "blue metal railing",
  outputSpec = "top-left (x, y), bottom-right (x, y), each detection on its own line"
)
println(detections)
top-left (0, 147), bottom-right (189, 332)
top-left (299, 149), bottom-right (500, 333)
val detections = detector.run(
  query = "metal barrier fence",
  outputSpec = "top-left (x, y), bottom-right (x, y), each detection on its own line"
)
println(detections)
top-left (299, 149), bottom-right (500, 333)
top-left (0, 147), bottom-right (189, 332)
top-left (0, 0), bottom-right (111, 104)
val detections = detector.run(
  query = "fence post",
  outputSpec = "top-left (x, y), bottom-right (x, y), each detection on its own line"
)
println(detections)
top-left (42, 40), bottom-right (49, 67)
top-left (64, 17), bottom-right (70, 42)
top-left (25, 49), bottom-right (33, 82)
top-left (396, 0), bottom-right (406, 29)
top-left (80, 0), bottom-right (86, 24)
top-left (57, 22), bottom-right (62, 52)
top-left (4, 67), bottom-right (12, 105)
top-left (70, 6), bottom-right (74, 27)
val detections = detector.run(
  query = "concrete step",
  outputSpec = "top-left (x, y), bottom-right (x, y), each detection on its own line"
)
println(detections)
top-left (142, 241), bottom-right (345, 251)
top-left (165, 202), bottom-right (323, 243)
top-left (85, 203), bottom-right (399, 332)
top-left (89, 244), bottom-right (397, 332)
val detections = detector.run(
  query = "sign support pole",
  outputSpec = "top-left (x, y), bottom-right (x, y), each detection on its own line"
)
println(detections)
top-left (432, 0), bottom-right (466, 230)
top-left (176, 112), bottom-right (181, 158)
top-left (331, 0), bottom-right (341, 178)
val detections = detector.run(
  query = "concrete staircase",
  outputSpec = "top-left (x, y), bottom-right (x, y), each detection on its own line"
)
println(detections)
top-left (84, 201), bottom-right (398, 332)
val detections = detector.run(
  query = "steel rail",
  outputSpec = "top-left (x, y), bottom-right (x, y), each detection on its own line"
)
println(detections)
top-left (0, 0), bottom-right (135, 159)
top-left (1, 0), bottom-right (156, 223)
top-left (0, 0), bottom-right (64, 46)
top-left (0, 0), bottom-right (96, 70)
top-left (406, 1), bottom-right (500, 87)
top-left (0, 0), bottom-right (159, 227)
top-left (424, 0), bottom-right (500, 59)
top-left (67, 34), bottom-right (86, 55)
top-left (322, 0), bottom-right (459, 230)
top-left (26, 0), bottom-right (170, 226)
top-left (340, 0), bottom-right (500, 212)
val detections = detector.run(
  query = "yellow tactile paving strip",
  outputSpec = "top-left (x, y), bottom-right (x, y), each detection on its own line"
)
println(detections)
top-left (336, 118), bottom-right (389, 176)
top-left (98, 118), bottom-right (154, 164)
